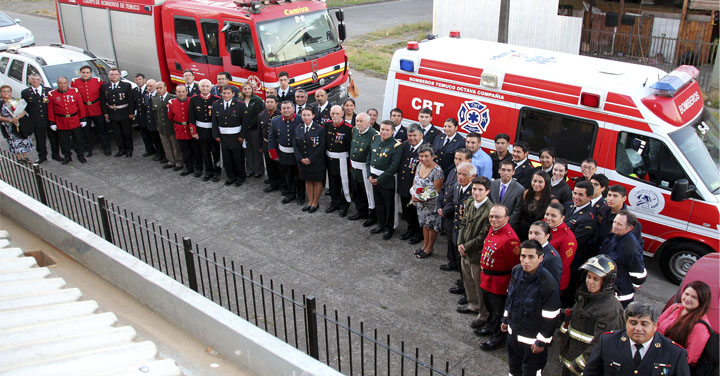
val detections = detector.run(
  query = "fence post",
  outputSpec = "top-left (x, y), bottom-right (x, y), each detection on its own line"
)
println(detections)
top-left (31, 164), bottom-right (47, 205)
top-left (183, 237), bottom-right (198, 292)
top-left (305, 296), bottom-right (319, 359)
top-left (96, 196), bottom-right (113, 243)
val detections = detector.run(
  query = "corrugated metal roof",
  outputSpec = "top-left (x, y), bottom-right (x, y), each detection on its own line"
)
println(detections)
top-left (0, 231), bottom-right (183, 376)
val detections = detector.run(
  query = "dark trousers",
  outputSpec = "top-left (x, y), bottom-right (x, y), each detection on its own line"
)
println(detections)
top-left (149, 130), bottom-right (165, 159)
top-left (400, 196), bottom-right (421, 236)
top-left (264, 150), bottom-right (283, 189)
top-left (33, 122), bottom-right (59, 158)
top-left (199, 138), bottom-right (221, 176)
top-left (245, 129), bottom-right (264, 175)
top-left (279, 163), bottom-right (305, 199)
top-left (327, 166), bottom-right (349, 209)
top-left (222, 146), bottom-right (246, 181)
top-left (139, 127), bottom-right (157, 154)
top-left (446, 235), bottom-right (460, 270)
top-left (58, 127), bottom-right (85, 160)
top-left (178, 139), bottom-right (202, 172)
top-left (482, 289), bottom-right (507, 339)
top-left (507, 333), bottom-right (549, 376)
top-left (85, 115), bottom-right (111, 152)
top-left (373, 185), bottom-right (395, 230)
top-left (111, 117), bottom-right (133, 152)
top-left (351, 178), bottom-right (371, 217)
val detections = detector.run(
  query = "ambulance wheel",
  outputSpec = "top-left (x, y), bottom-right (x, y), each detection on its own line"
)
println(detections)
top-left (659, 242), bottom-right (710, 285)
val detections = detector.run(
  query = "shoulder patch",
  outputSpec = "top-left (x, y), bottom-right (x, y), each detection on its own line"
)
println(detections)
top-left (602, 330), bottom-right (614, 335)
top-left (671, 341), bottom-right (684, 349)
top-left (394, 141), bottom-right (402, 148)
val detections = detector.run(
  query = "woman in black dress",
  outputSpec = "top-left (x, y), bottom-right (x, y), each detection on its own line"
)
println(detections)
top-left (514, 170), bottom-right (552, 241)
top-left (550, 158), bottom-right (573, 205)
top-left (293, 107), bottom-right (326, 212)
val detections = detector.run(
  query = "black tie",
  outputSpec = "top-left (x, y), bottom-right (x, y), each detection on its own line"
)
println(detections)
top-left (443, 137), bottom-right (449, 148)
top-left (633, 344), bottom-right (643, 368)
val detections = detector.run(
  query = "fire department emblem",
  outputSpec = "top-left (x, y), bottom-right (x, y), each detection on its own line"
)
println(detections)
top-left (457, 100), bottom-right (490, 134)
top-left (628, 187), bottom-right (665, 214)
top-left (311, 71), bottom-right (319, 83)
top-left (246, 75), bottom-right (262, 91)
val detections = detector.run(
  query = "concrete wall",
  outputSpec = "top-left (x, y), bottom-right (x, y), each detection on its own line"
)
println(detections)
top-left (0, 181), bottom-right (342, 376)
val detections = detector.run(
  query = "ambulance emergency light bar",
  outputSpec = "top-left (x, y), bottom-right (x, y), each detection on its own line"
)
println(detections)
top-left (649, 65), bottom-right (699, 97)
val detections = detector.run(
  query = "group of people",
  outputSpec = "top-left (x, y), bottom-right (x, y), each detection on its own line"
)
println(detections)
top-left (3, 69), bottom-right (716, 376)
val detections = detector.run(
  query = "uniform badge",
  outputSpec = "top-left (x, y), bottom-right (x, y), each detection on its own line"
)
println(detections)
top-left (621, 336), bottom-right (627, 342)
top-left (655, 343), bottom-right (661, 348)
top-left (311, 136), bottom-right (319, 147)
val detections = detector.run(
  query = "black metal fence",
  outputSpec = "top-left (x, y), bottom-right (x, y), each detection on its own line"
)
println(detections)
top-left (0, 148), bottom-right (468, 376)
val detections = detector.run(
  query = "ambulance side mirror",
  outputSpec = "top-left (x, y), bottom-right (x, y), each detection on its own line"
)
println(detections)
top-left (230, 47), bottom-right (245, 68)
top-left (337, 24), bottom-right (346, 42)
top-left (670, 179), bottom-right (695, 201)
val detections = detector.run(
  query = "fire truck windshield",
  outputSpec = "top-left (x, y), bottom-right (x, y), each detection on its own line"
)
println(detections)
top-left (256, 10), bottom-right (340, 66)
top-left (669, 108), bottom-right (720, 194)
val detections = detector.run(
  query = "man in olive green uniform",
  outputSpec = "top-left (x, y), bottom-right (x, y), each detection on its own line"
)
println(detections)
top-left (366, 120), bottom-right (402, 240)
top-left (349, 113), bottom-right (378, 226)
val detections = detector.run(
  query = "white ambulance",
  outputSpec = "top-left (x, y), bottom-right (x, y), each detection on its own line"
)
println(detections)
top-left (382, 34), bottom-right (719, 284)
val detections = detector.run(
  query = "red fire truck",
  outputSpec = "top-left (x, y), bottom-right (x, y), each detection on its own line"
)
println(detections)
top-left (54, 0), bottom-right (350, 101)
top-left (383, 34), bottom-right (720, 283)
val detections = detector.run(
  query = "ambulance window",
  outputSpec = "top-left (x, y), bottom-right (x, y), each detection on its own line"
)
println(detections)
top-left (615, 132), bottom-right (689, 190)
top-left (0, 57), bottom-right (9, 73)
top-left (516, 108), bottom-right (597, 164)
top-left (7, 59), bottom-right (24, 82)
top-left (201, 21), bottom-right (219, 58)
top-left (174, 18), bottom-right (203, 54)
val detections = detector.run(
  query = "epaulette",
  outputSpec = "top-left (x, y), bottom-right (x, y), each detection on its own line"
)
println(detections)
top-left (602, 330), bottom-right (614, 335)
top-left (671, 340), bottom-right (684, 349)
top-left (393, 141), bottom-right (402, 148)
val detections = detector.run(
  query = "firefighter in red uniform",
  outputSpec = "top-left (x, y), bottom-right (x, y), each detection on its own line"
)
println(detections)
top-left (48, 77), bottom-right (87, 165)
top-left (167, 84), bottom-right (200, 176)
top-left (544, 202), bottom-right (577, 305)
top-left (477, 203), bottom-right (521, 351)
top-left (71, 65), bottom-right (110, 156)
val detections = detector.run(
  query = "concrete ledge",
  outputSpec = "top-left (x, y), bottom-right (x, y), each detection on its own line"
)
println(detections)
top-left (0, 181), bottom-right (341, 376)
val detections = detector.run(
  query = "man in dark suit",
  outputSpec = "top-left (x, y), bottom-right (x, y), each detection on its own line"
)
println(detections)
top-left (490, 159), bottom-right (524, 227)
top-left (152, 81), bottom-right (182, 170)
top-left (389, 107), bottom-right (408, 142)
top-left (313, 89), bottom-right (332, 124)
top-left (101, 68), bottom-right (136, 157)
top-left (584, 302), bottom-right (690, 376)
top-left (511, 141), bottom-right (534, 188)
top-left (21, 73), bottom-right (60, 163)
top-left (562, 180), bottom-right (598, 305)
top-left (490, 133), bottom-right (512, 179)
top-left (432, 118), bottom-right (465, 176)
top-left (439, 148), bottom-right (473, 272)
top-left (268, 100), bottom-right (304, 204)
top-left (276, 71), bottom-right (295, 104)
top-left (417, 107), bottom-right (440, 144)
top-left (181, 69), bottom-right (201, 97)
top-left (212, 85), bottom-right (248, 186)
top-left (212, 72), bottom-right (240, 97)
top-left (397, 123), bottom-right (424, 244)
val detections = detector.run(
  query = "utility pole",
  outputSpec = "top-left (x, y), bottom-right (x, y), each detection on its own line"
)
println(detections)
top-left (498, 0), bottom-right (510, 43)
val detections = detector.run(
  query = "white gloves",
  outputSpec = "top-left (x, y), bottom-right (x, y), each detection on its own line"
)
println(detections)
top-left (81, 121), bottom-right (87, 127)
top-left (50, 124), bottom-right (57, 131)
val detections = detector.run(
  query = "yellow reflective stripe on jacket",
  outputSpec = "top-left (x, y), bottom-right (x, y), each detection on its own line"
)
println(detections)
top-left (567, 323), bottom-right (594, 344)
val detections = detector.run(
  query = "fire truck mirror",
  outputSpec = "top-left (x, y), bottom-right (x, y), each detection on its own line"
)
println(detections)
top-left (670, 179), bottom-right (693, 202)
top-left (338, 24), bottom-right (346, 42)
top-left (230, 47), bottom-right (245, 67)
top-left (120, 70), bottom-right (128, 78)
top-left (335, 9), bottom-right (344, 22)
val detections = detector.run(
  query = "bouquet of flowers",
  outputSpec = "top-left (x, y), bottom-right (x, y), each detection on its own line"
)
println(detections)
top-left (410, 186), bottom-right (438, 205)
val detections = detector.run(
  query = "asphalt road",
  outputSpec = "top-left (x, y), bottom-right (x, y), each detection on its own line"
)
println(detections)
top-left (3, 2), bottom-right (680, 375)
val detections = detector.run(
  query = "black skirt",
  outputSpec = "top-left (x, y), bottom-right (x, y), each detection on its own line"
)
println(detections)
top-left (298, 161), bottom-right (325, 182)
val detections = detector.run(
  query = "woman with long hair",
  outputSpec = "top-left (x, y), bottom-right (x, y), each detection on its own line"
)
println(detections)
top-left (240, 82), bottom-right (266, 178)
top-left (550, 158), bottom-right (572, 205)
top-left (514, 170), bottom-right (552, 241)
top-left (342, 98), bottom-right (357, 126)
top-left (657, 280), bottom-right (713, 368)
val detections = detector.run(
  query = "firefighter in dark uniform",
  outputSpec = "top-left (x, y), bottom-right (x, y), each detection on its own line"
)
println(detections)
top-left (167, 85), bottom-right (200, 176)
top-left (389, 107), bottom-right (407, 142)
top-left (558, 255), bottom-right (625, 376)
top-left (599, 210), bottom-right (647, 308)
top-left (268, 100), bottom-right (304, 204)
top-left (47, 77), bottom-right (87, 164)
top-left (101, 68), bottom-right (135, 157)
top-left (212, 85), bottom-right (248, 186)
top-left (71, 66), bottom-right (110, 156)
top-left (313, 89), bottom-right (332, 124)
top-left (324, 105), bottom-right (353, 216)
top-left (584, 302), bottom-right (690, 376)
top-left (190, 80), bottom-right (222, 182)
top-left (501, 239), bottom-right (561, 376)
top-left (294, 107), bottom-right (326, 212)
top-left (259, 95), bottom-right (283, 193)
top-left (397, 123), bottom-right (424, 243)
top-left (348, 111), bottom-right (378, 225)
top-left (512, 141), bottom-right (535, 189)
top-left (21, 73), bottom-right (60, 162)
top-left (563, 180), bottom-right (598, 306)
top-left (432, 118), bottom-right (465, 176)
top-left (133, 73), bottom-right (158, 158)
top-left (139, 79), bottom-right (166, 163)
top-left (366, 121), bottom-right (402, 240)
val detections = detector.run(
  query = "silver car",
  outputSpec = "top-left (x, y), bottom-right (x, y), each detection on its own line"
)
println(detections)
top-left (0, 12), bottom-right (34, 51)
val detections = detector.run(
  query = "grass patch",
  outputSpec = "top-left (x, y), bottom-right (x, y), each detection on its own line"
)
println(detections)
top-left (326, 0), bottom-right (387, 7)
top-left (702, 89), bottom-right (720, 110)
top-left (345, 22), bottom-right (432, 77)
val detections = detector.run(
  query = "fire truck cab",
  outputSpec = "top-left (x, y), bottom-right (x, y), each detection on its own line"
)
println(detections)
top-left (383, 35), bottom-right (720, 284)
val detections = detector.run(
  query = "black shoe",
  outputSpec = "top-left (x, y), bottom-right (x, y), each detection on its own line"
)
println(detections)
top-left (159, 158), bottom-right (168, 164)
top-left (114, 151), bottom-right (125, 157)
top-left (457, 296), bottom-right (468, 305)
top-left (263, 186), bottom-right (278, 193)
top-left (296, 197), bottom-right (305, 205)
top-left (408, 236), bottom-right (423, 245)
top-left (234, 181), bottom-right (243, 187)
top-left (370, 226), bottom-right (385, 234)
top-left (302, 205), bottom-right (311, 212)
top-left (470, 319), bottom-right (487, 329)
top-left (180, 170), bottom-right (193, 176)
top-left (78, 156), bottom-right (87, 164)
top-left (85, 151), bottom-right (92, 158)
top-left (211, 175), bottom-right (220, 182)
top-left (449, 286), bottom-right (465, 295)
top-left (281, 196), bottom-right (295, 204)
top-left (34, 158), bottom-right (47, 164)
top-left (456, 306), bottom-right (478, 315)
top-left (61, 158), bottom-right (71, 165)
top-left (348, 213), bottom-right (366, 221)
top-left (338, 209), bottom-right (347, 217)
top-left (194, 171), bottom-right (202, 178)
top-left (254, 174), bottom-right (263, 178)
top-left (224, 179), bottom-right (235, 186)
top-left (203, 175), bottom-right (212, 181)
top-left (263, 179), bottom-right (270, 184)
top-left (480, 337), bottom-right (505, 351)
top-left (439, 264), bottom-right (455, 272)
top-left (153, 154), bottom-right (162, 161)
top-left (173, 165), bottom-right (184, 171)
top-left (125, 152), bottom-right (132, 158)
top-left (324, 206), bottom-right (337, 214)
top-left (382, 230), bottom-right (394, 240)
top-left (474, 327), bottom-right (493, 337)
top-left (52, 154), bottom-right (63, 161)
top-left (163, 164), bottom-right (174, 169)
top-left (400, 232), bottom-right (412, 240)
top-left (142, 152), bottom-right (153, 157)
top-left (362, 218), bottom-right (377, 227)
top-left (104, 150), bottom-right (112, 156)
top-left (308, 206), bottom-right (318, 213)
